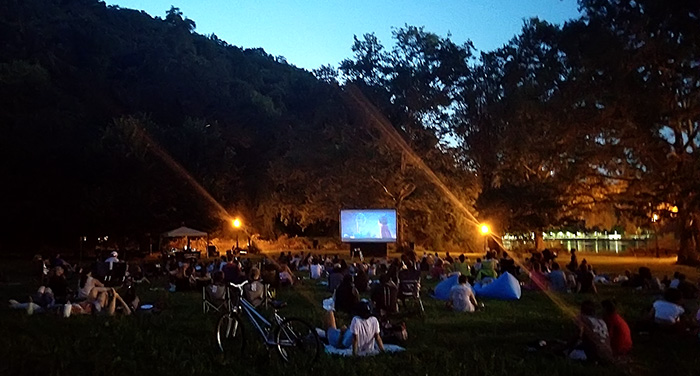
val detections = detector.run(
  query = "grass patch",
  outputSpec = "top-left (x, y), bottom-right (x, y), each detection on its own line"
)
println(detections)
top-left (1, 255), bottom-right (699, 376)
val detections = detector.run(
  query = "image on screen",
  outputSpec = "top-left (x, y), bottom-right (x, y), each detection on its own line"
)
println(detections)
top-left (340, 209), bottom-right (397, 243)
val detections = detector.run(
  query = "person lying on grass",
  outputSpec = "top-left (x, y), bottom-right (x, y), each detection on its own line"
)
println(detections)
top-left (324, 301), bottom-right (385, 356)
top-left (8, 286), bottom-right (56, 314)
top-left (64, 288), bottom-right (133, 317)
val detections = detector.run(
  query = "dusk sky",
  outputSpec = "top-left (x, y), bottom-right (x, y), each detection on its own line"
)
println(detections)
top-left (105, 0), bottom-right (581, 71)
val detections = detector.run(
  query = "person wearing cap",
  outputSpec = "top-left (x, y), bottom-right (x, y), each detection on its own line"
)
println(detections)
top-left (105, 251), bottom-right (119, 264)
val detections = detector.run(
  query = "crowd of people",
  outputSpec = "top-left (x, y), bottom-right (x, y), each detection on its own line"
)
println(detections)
top-left (8, 247), bottom-right (700, 362)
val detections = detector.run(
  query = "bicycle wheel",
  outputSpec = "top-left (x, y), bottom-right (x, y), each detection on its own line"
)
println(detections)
top-left (275, 317), bottom-right (321, 367)
top-left (216, 313), bottom-right (245, 355)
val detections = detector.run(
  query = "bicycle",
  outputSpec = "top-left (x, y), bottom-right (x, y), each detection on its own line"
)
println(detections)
top-left (215, 281), bottom-right (321, 367)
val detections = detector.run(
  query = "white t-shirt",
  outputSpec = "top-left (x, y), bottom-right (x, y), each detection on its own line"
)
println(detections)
top-left (653, 300), bottom-right (685, 323)
top-left (449, 283), bottom-right (476, 312)
top-left (79, 276), bottom-right (98, 299)
top-left (349, 316), bottom-right (381, 355)
top-left (310, 264), bottom-right (324, 279)
top-left (105, 256), bottom-right (119, 264)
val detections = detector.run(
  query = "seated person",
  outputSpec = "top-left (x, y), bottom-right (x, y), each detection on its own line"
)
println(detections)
top-left (278, 261), bottom-right (296, 286)
top-left (191, 263), bottom-right (212, 289)
top-left (448, 274), bottom-right (478, 312)
top-left (324, 301), bottom-right (385, 356)
top-left (48, 266), bottom-right (69, 304)
top-left (244, 267), bottom-right (266, 308)
top-left (576, 261), bottom-right (597, 294)
top-left (353, 264), bottom-right (370, 293)
top-left (129, 265), bottom-right (151, 285)
top-left (205, 271), bottom-right (228, 305)
top-left (526, 263), bottom-right (548, 291)
top-left (453, 254), bottom-right (471, 277)
top-left (328, 265), bottom-right (344, 292)
top-left (601, 300), bottom-right (632, 356)
top-left (569, 300), bottom-right (613, 363)
top-left (430, 259), bottom-right (446, 280)
top-left (170, 261), bottom-right (194, 292)
top-left (78, 269), bottom-right (111, 301)
top-left (499, 252), bottom-right (516, 276)
top-left (547, 262), bottom-right (569, 293)
top-left (334, 274), bottom-right (360, 314)
top-left (476, 253), bottom-right (498, 281)
top-left (370, 274), bottom-right (398, 316)
top-left (650, 288), bottom-right (685, 326)
top-left (676, 274), bottom-right (699, 299)
top-left (309, 260), bottom-right (324, 280)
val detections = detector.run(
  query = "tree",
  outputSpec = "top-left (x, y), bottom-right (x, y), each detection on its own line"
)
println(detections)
top-left (569, 0), bottom-right (700, 262)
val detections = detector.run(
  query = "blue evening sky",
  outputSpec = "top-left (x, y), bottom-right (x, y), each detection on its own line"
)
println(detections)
top-left (105, 0), bottom-right (581, 71)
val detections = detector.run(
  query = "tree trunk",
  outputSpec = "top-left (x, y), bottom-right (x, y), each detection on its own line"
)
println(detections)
top-left (534, 231), bottom-right (544, 251)
top-left (677, 211), bottom-right (699, 265)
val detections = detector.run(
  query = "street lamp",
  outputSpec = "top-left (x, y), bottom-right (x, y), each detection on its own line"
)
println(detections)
top-left (232, 218), bottom-right (242, 249)
top-left (480, 224), bottom-right (490, 252)
top-left (651, 214), bottom-right (659, 258)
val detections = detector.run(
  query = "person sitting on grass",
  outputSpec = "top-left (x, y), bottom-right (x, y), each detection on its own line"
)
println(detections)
top-left (430, 259), bottom-right (446, 280)
top-left (48, 266), bottom-right (69, 304)
top-left (334, 274), bottom-right (360, 314)
top-left (576, 261), bottom-right (597, 294)
top-left (525, 262), bottom-right (548, 291)
top-left (448, 274), bottom-right (478, 313)
top-left (476, 252), bottom-right (498, 281)
top-left (323, 301), bottom-right (385, 356)
top-left (278, 261), bottom-right (297, 286)
top-left (601, 300), bottom-right (632, 356)
top-left (453, 254), bottom-right (471, 277)
top-left (78, 269), bottom-right (111, 301)
top-left (568, 300), bottom-right (613, 363)
top-left (650, 288), bottom-right (686, 328)
top-left (547, 262), bottom-right (569, 293)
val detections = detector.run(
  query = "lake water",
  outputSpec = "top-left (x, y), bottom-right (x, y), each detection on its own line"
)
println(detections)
top-left (503, 238), bottom-right (652, 253)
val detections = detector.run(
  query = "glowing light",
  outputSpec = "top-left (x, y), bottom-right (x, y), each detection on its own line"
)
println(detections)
top-left (232, 218), bottom-right (242, 228)
top-left (480, 224), bottom-right (490, 235)
top-left (651, 214), bottom-right (659, 222)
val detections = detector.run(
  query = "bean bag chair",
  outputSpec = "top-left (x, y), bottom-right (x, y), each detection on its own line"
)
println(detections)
top-left (473, 272), bottom-right (521, 300)
top-left (431, 274), bottom-right (459, 301)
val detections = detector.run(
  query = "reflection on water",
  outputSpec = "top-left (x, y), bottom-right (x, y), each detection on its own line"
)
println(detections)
top-left (503, 239), bottom-right (650, 253)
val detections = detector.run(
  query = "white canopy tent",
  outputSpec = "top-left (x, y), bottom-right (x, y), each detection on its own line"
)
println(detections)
top-left (160, 226), bottom-right (208, 253)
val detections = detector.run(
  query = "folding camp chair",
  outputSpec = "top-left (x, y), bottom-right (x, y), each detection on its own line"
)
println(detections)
top-left (398, 269), bottom-right (424, 314)
top-left (104, 262), bottom-right (128, 287)
top-left (203, 283), bottom-right (228, 313)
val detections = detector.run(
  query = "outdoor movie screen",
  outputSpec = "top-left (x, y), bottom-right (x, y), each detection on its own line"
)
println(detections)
top-left (340, 209), bottom-right (397, 243)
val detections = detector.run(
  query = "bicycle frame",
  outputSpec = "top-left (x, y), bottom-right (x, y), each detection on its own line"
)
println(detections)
top-left (228, 282), bottom-right (285, 346)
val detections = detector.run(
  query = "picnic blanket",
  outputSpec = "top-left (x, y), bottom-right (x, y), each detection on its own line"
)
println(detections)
top-left (324, 344), bottom-right (405, 356)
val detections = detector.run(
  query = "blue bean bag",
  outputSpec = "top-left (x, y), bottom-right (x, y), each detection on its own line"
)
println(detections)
top-left (473, 272), bottom-right (521, 300)
top-left (431, 274), bottom-right (459, 301)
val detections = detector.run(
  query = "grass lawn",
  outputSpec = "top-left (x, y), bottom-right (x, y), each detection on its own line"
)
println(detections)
top-left (1, 252), bottom-right (699, 376)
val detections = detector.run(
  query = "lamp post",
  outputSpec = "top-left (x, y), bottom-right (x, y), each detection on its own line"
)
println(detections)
top-left (651, 214), bottom-right (659, 258)
top-left (232, 218), bottom-right (242, 250)
top-left (480, 224), bottom-right (490, 252)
